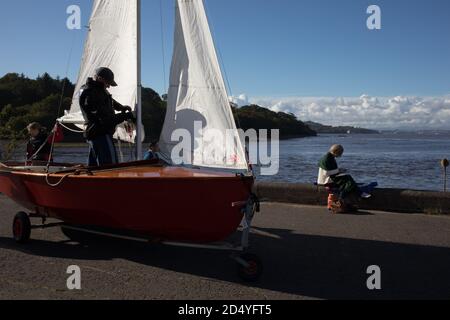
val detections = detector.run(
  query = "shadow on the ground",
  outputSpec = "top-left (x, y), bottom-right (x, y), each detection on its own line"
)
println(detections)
top-left (336, 210), bottom-right (374, 216)
top-left (0, 225), bottom-right (449, 300)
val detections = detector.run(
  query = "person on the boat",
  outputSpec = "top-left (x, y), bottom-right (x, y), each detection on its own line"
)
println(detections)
top-left (79, 67), bottom-right (135, 167)
top-left (317, 144), bottom-right (371, 199)
top-left (144, 141), bottom-right (160, 161)
top-left (26, 122), bottom-right (64, 164)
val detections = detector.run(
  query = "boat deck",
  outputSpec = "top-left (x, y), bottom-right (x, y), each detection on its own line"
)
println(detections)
top-left (1, 161), bottom-right (247, 180)
top-left (94, 166), bottom-right (239, 178)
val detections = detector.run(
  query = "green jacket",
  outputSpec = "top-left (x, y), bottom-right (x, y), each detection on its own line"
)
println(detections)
top-left (317, 152), bottom-right (340, 185)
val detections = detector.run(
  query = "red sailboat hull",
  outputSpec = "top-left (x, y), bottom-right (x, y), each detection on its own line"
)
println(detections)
top-left (0, 162), bottom-right (254, 243)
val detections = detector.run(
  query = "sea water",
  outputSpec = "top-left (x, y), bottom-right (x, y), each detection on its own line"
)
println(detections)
top-left (254, 132), bottom-right (450, 192)
top-left (5, 132), bottom-right (450, 192)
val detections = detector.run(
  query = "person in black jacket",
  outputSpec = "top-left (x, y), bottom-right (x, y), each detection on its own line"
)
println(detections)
top-left (79, 67), bottom-right (135, 167)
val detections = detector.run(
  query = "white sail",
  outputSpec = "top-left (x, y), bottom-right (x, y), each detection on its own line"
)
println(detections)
top-left (160, 0), bottom-right (248, 171)
top-left (60, 0), bottom-right (140, 144)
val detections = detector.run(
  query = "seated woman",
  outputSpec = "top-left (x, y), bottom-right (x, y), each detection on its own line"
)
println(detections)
top-left (26, 122), bottom-right (64, 165)
top-left (317, 144), bottom-right (371, 199)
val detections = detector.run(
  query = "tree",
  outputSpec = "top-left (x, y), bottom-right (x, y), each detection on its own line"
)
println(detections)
top-left (0, 73), bottom-right (317, 143)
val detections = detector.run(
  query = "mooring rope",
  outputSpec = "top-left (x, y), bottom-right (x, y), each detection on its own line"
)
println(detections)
top-left (58, 122), bottom-right (85, 134)
top-left (45, 172), bottom-right (74, 188)
top-left (45, 167), bottom-right (93, 188)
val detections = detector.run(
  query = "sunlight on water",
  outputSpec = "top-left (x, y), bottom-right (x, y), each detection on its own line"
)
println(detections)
top-left (254, 133), bottom-right (450, 192)
top-left (5, 132), bottom-right (450, 192)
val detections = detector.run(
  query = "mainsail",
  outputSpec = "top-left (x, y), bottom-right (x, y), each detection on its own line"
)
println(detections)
top-left (160, 0), bottom-right (248, 171)
top-left (60, 0), bottom-right (140, 143)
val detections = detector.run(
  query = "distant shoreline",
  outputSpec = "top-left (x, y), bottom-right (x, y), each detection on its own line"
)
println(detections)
top-left (2, 130), bottom-right (449, 150)
top-left (304, 121), bottom-right (380, 135)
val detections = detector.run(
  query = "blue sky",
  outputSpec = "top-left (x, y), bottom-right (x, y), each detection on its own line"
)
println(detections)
top-left (1, 0), bottom-right (449, 97)
top-left (1, 0), bottom-right (450, 129)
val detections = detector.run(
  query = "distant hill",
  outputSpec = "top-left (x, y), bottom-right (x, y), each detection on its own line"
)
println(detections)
top-left (0, 73), bottom-right (318, 144)
top-left (0, 73), bottom-right (166, 142)
top-left (305, 121), bottom-right (380, 134)
top-left (234, 104), bottom-right (317, 139)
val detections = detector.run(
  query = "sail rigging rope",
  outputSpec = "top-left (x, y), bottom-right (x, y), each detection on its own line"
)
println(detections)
top-left (44, 31), bottom-right (78, 176)
top-left (58, 122), bottom-right (85, 134)
top-left (203, 0), bottom-right (243, 133)
top-left (160, 0), bottom-right (168, 96)
top-left (203, 0), bottom-right (252, 172)
top-left (203, 0), bottom-right (232, 97)
top-left (25, 139), bottom-right (49, 164)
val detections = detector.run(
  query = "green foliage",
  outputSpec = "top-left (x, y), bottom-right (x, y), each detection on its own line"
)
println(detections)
top-left (0, 73), bottom-right (74, 140)
top-left (0, 136), bottom-right (21, 161)
top-left (0, 73), bottom-right (317, 144)
top-left (141, 87), bottom-right (166, 141)
top-left (0, 73), bottom-right (74, 111)
top-left (0, 73), bottom-right (166, 143)
top-left (234, 104), bottom-right (316, 138)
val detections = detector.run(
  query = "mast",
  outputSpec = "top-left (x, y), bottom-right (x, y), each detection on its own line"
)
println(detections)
top-left (136, 0), bottom-right (143, 160)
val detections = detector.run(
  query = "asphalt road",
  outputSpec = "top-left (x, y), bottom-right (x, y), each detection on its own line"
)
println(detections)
top-left (1, 194), bottom-right (450, 300)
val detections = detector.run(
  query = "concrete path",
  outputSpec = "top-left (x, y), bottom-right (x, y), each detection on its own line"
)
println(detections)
top-left (1, 195), bottom-right (449, 300)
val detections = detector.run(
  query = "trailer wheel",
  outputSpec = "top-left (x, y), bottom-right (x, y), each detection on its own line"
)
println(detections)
top-left (13, 212), bottom-right (31, 244)
top-left (237, 253), bottom-right (263, 282)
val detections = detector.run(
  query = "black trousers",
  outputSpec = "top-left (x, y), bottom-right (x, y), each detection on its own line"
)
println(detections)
top-left (332, 174), bottom-right (361, 199)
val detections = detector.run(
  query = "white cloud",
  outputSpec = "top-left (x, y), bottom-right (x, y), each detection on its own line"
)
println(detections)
top-left (243, 94), bottom-right (450, 130)
top-left (229, 94), bottom-right (249, 107)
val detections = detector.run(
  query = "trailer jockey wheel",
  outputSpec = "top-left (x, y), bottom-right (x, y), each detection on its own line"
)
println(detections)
top-left (237, 253), bottom-right (263, 282)
top-left (13, 212), bottom-right (31, 244)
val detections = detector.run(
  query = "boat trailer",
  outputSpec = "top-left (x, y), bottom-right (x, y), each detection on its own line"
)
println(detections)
top-left (11, 194), bottom-right (263, 282)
